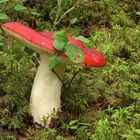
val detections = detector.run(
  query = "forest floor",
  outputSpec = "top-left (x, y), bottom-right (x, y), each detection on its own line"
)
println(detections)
top-left (0, 0), bottom-right (140, 140)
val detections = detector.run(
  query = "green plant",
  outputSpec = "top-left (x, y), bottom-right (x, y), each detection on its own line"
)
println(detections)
top-left (49, 30), bottom-right (84, 70)
top-left (91, 118), bottom-right (113, 140)
top-left (29, 128), bottom-right (56, 140)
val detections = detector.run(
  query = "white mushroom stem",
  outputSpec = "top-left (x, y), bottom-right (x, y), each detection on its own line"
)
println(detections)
top-left (30, 53), bottom-right (65, 127)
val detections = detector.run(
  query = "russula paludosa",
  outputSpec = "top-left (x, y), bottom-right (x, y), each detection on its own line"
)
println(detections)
top-left (2, 22), bottom-right (106, 127)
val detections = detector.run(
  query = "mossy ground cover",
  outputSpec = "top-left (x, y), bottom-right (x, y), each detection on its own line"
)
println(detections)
top-left (0, 0), bottom-right (140, 139)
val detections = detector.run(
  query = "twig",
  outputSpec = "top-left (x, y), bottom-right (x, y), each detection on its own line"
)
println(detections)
top-left (53, 0), bottom-right (62, 30)
top-left (53, 0), bottom-right (87, 29)
top-left (67, 69), bottom-right (82, 89)
top-left (51, 69), bottom-right (65, 86)
top-left (54, 5), bottom-right (75, 27)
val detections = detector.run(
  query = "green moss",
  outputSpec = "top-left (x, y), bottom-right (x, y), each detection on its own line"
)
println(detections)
top-left (0, 0), bottom-right (140, 139)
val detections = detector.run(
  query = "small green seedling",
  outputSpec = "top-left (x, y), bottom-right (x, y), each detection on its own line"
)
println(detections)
top-left (49, 30), bottom-right (84, 70)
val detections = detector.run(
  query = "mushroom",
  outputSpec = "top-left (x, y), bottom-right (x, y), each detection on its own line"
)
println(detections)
top-left (2, 22), bottom-right (106, 127)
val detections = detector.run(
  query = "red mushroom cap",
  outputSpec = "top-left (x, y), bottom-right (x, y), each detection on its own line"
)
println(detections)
top-left (2, 22), bottom-right (106, 67)
top-left (40, 32), bottom-right (107, 67)
top-left (2, 22), bottom-right (56, 53)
